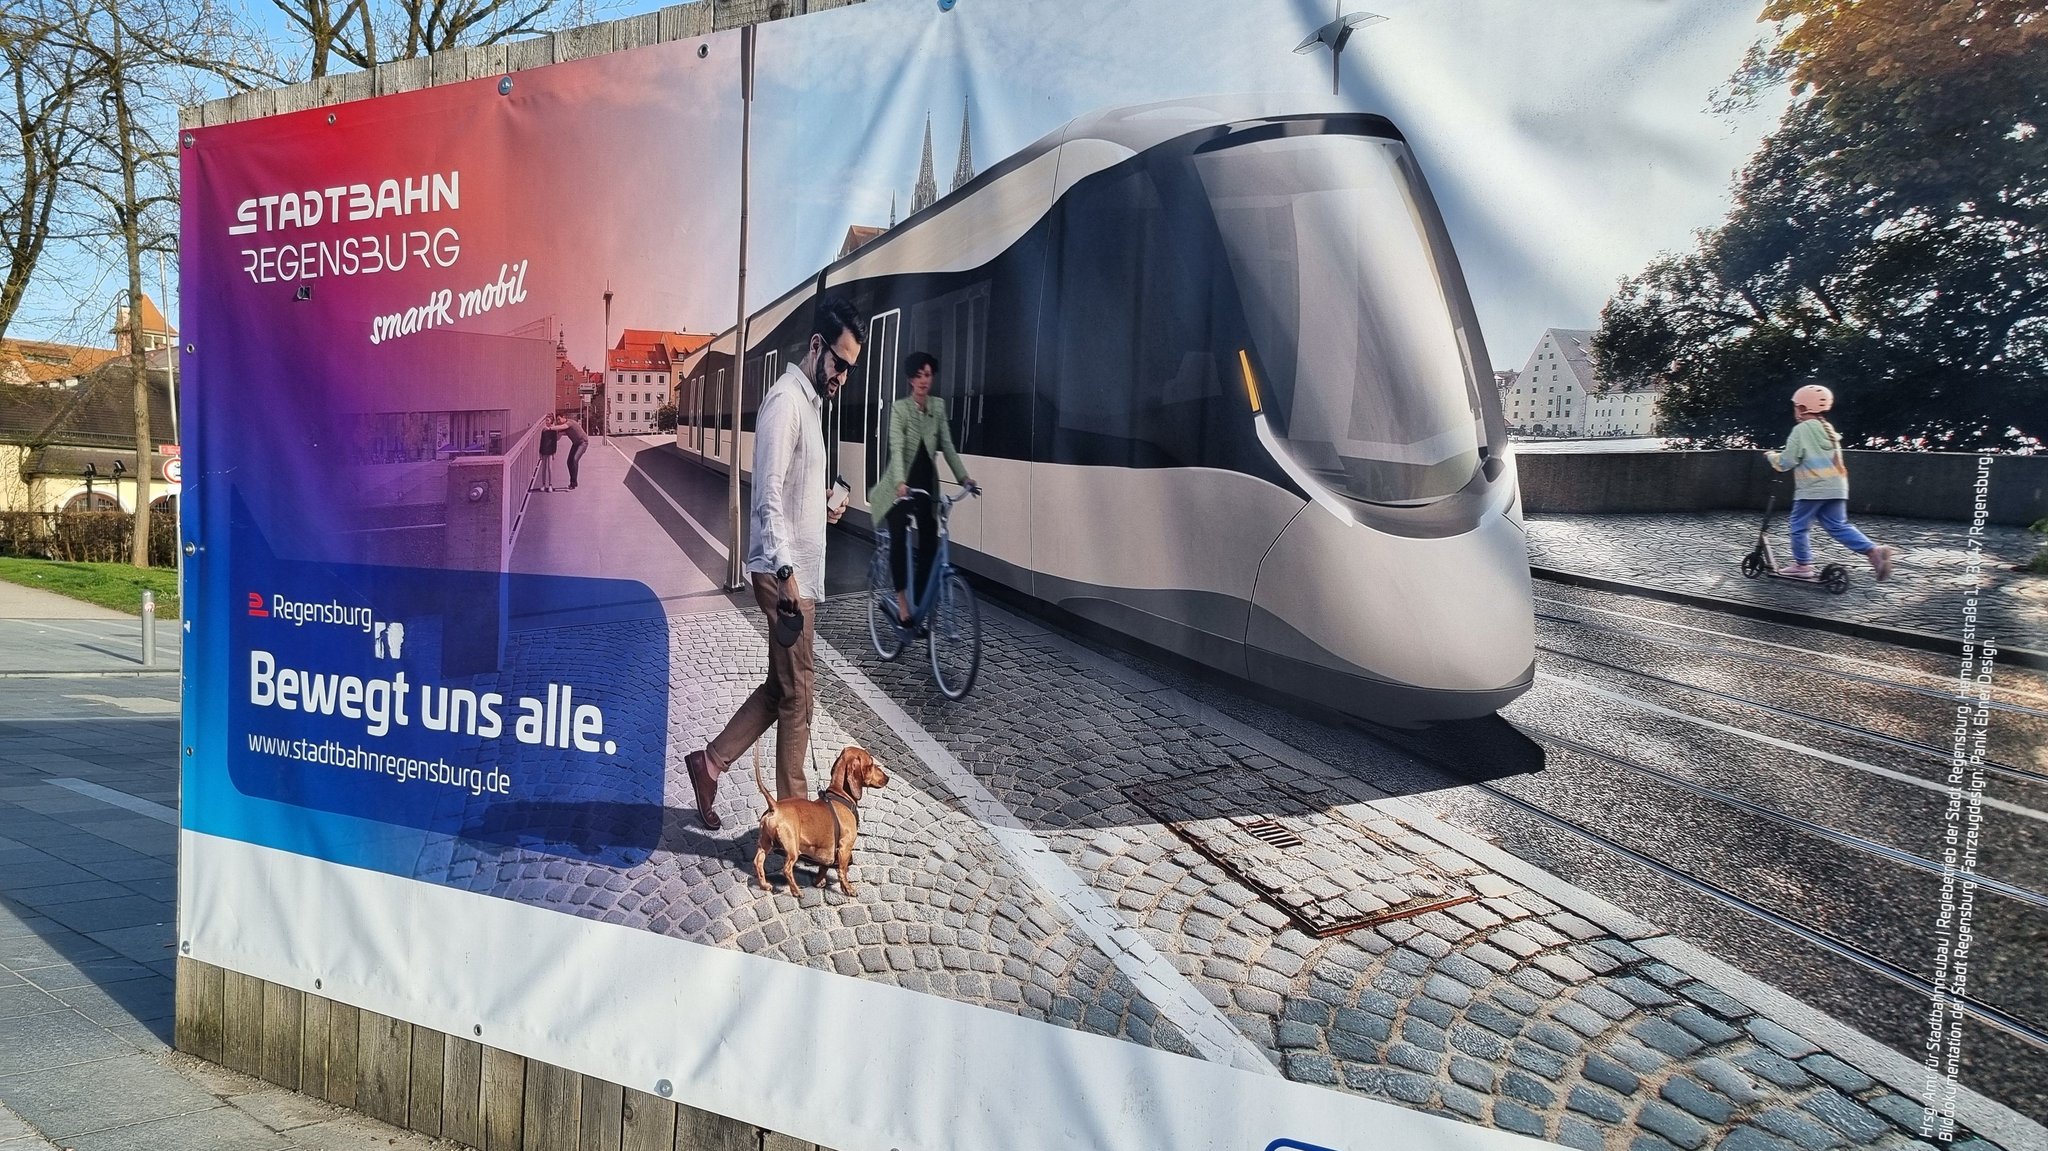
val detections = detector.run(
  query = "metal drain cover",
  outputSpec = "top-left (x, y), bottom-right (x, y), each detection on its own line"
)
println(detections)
top-left (1127, 769), bottom-right (1474, 937)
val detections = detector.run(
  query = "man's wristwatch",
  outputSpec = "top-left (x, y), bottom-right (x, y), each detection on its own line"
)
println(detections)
top-left (776, 564), bottom-right (794, 582)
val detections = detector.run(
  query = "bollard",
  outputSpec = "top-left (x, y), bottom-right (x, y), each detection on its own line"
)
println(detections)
top-left (141, 590), bottom-right (156, 668)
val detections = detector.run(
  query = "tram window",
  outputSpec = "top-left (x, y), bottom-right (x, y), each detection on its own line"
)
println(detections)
top-left (910, 281), bottom-right (990, 448)
top-left (1051, 166), bottom-right (1232, 470)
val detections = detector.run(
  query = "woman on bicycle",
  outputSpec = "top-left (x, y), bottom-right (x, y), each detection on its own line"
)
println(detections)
top-left (868, 351), bottom-right (975, 624)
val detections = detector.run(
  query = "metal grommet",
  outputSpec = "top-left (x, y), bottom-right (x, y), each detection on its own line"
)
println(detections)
top-left (183, 746), bottom-right (193, 755)
top-left (655, 1079), bottom-right (673, 1097)
top-left (180, 941), bottom-right (191, 954)
top-left (314, 978), bottom-right (322, 989)
top-left (938, 0), bottom-right (956, 10)
top-left (182, 133), bottom-right (195, 148)
top-left (498, 76), bottom-right (513, 95)
top-left (474, 1024), bottom-right (483, 1036)
top-left (697, 44), bottom-right (708, 59)
top-left (184, 343), bottom-right (195, 354)
top-left (326, 112), bottom-right (336, 124)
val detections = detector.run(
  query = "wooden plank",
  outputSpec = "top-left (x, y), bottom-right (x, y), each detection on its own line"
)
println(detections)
top-left (579, 1075), bottom-right (625, 1151)
top-left (521, 1060), bottom-right (582, 1151)
top-left (482, 1045), bottom-right (526, 1151)
top-left (173, 958), bottom-right (223, 1063)
top-left (298, 994), bottom-right (329, 1099)
top-left (762, 1134), bottom-right (815, 1151)
top-left (660, 3), bottom-right (716, 39)
top-left (274, 81), bottom-right (317, 113)
top-left (357, 1009), bottom-right (412, 1127)
top-left (409, 1027), bottom-right (445, 1137)
top-left (260, 983), bottom-right (303, 1090)
top-left (616, 12), bottom-right (663, 50)
top-left (429, 46), bottom-right (473, 87)
top-left (621, 1088), bottom-right (677, 1151)
top-left (673, 1102), bottom-right (754, 1151)
top-left (442, 1036), bottom-right (485, 1149)
top-left (471, 43), bottom-right (509, 79)
top-left (378, 55), bottom-right (432, 96)
top-left (556, 21), bottom-right (617, 62)
top-left (324, 1001), bottom-right (359, 1108)
top-left (221, 969), bottom-right (265, 1075)
top-left (506, 34), bottom-right (555, 72)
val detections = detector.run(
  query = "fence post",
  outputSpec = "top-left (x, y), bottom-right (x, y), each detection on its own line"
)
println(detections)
top-left (142, 590), bottom-right (157, 668)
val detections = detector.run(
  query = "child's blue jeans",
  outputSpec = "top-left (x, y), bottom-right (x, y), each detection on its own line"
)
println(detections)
top-left (1789, 498), bottom-right (1873, 565)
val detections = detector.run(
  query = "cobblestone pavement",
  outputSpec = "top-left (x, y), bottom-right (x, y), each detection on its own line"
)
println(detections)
top-left (1524, 513), bottom-right (2047, 651)
top-left (396, 597), bottom-right (2036, 1151)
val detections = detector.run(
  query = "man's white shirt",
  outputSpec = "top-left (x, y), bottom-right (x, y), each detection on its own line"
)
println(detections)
top-left (746, 362), bottom-right (828, 601)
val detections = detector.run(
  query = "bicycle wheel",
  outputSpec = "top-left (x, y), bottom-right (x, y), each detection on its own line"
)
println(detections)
top-left (867, 541), bottom-right (903, 660)
top-left (928, 570), bottom-right (980, 699)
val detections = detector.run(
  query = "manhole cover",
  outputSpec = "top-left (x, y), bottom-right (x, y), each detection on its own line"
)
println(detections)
top-left (1127, 769), bottom-right (1474, 937)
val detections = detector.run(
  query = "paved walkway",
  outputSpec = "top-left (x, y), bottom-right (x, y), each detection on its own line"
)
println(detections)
top-left (1524, 512), bottom-right (2048, 652)
top-left (0, 579), bottom-right (182, 676)
top-left (0, 680), bottom-right (443, 1150)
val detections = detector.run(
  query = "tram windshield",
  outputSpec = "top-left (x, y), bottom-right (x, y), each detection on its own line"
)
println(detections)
top-left (1193, 131), bottom-right (1485, 505)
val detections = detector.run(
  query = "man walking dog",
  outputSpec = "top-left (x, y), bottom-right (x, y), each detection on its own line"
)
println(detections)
top-left (686, 294), bottom-right (865, 829)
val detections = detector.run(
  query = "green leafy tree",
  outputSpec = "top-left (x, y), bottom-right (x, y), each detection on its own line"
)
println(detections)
top-left (1597, 0), bottom-right (2047, 450)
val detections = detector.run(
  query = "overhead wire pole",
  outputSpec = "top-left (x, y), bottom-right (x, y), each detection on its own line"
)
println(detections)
top-left (1294, 6), bottom-right (1385, 96)
top-left (726, 24), bottom-right (755, 591)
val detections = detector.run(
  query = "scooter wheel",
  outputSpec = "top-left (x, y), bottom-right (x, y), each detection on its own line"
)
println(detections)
top-left (1822, 564), bottom-right (1850, 595)
top-left (1741, 553), bottom-right (1764, 579)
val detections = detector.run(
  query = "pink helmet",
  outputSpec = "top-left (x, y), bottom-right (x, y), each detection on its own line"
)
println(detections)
top-left (1792, 384), bottom-right (1834, 413)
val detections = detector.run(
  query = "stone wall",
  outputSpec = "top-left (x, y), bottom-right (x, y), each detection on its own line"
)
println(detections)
top-left (1516, 449), bottom-right (2048, 526)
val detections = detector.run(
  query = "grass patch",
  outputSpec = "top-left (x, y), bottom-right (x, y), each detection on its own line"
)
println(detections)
top-left (0, 557), bottom-right (180, 616)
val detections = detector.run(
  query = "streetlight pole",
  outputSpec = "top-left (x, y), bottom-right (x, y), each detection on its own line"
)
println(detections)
top-left (726, 24), bottom-right (755, 592)
top-left (602, 283), bottom-right (613, 436)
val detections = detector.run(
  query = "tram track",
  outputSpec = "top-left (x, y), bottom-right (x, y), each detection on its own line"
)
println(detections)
top-left (1513, 723), bottom-right (2048, 914)
top-left (1533, 602), bottom-right (2048, 720)
top-left (1355, 716), bottom-right (2048, 1056)
top-left (1531, 641), bottom-right (2048, 791)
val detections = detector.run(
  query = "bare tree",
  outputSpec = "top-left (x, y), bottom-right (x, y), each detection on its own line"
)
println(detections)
top-left (270, 0), bottom-right (614, 79)
top-left (0, 3), bottom-right (96, 342)
top-left (45, 0), bottom-right (269, 565)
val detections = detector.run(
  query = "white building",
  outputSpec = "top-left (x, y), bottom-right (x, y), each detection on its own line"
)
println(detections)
top-left (1502, 328), bottom-right (1661, 436)
top-left (1586, 387), bottom-right (1664, 436)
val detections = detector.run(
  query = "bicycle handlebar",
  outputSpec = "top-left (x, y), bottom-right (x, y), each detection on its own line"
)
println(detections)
top-left (890, 484), bottom-right (980, 511)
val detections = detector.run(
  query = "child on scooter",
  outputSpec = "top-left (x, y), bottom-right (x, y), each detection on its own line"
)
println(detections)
top-left (1765, 384), bottom-right (1894, 581)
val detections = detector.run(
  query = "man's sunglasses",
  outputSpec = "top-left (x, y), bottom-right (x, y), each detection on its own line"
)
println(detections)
top-left (825, 345), bottom-right (858, 379)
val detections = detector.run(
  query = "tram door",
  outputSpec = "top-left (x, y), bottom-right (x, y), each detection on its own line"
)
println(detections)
top-left (863, 309), bottom-right (902, 500)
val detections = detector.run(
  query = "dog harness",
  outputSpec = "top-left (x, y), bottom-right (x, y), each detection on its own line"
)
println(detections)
top-left (822, 789), bottom-right (858, 851)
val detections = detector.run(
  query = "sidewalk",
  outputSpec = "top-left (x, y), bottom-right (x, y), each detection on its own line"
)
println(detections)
top-left (0, 680), bottom-right (442, 1150)
top-left (0, 581), bottom-right (182, 676)
top-left (1524, 511), bottom-right (2048, 651)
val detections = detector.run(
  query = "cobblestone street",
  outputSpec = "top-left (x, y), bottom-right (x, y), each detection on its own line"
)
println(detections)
top-left (394, 589), bottom-right (2034, 1151)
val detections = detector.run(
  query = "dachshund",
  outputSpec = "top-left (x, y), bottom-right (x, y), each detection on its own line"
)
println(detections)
top-left (752, 745), bottom-right (888, 898)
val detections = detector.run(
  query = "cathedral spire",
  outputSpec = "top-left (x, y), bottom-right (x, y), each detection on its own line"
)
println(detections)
top-left (889, 192), bottom-right (898, 228)
top-left (912, 113), bottom-right (939, 214)
top-left (950, 99), bottom-right (975, 193)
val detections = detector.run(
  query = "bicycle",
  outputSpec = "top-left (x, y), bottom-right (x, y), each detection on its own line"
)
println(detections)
top-left (867, 485), bottom-right (981, 699)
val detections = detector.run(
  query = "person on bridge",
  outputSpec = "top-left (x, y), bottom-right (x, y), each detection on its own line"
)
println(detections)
top-left (868, 350), bottom-right (975, 626)
top-left (548, 413), bottom-right (590, 490)
top-left (1765, 384), bottom-right (1894, 581)
top-left (685, 295), bottom-right (865, 829)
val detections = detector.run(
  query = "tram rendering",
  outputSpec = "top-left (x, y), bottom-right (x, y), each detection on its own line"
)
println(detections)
top-left (675, 95), bottom-right (1534, 723)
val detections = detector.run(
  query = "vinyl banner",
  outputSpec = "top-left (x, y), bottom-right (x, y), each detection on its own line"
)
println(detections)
top-left (180, 2), bottom-right (2045, 1151)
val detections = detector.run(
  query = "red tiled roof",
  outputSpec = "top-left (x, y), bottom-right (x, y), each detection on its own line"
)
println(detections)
top-left (0, 340), bottom-right (120, 387)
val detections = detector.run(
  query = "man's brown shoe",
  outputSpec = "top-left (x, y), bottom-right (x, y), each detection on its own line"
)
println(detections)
top-left (686, 750), bottom-right (722, 829)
